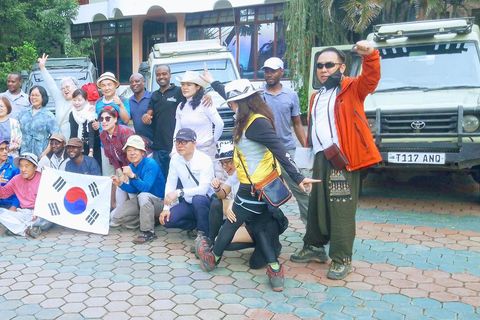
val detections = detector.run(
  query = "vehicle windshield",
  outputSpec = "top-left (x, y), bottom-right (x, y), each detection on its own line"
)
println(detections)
top-left (375, 42), bottom-right (480, 92)
top-left (151, 59), bottom-right (237, 92)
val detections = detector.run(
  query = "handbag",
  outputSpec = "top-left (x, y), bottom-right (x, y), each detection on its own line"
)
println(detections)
top-left (323, 143), bottom-right (349, 170)
top-left (236, 148), bottom-right (292, 212)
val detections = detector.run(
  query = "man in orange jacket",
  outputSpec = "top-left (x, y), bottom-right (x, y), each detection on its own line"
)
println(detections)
top-left (290, 40), bottom-right (381, 280)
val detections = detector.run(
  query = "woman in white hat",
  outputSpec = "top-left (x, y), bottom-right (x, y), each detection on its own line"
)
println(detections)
top-left (196, 78), bottom-right (319, 292)
top-left (172, 71), bottom-right (224, 170)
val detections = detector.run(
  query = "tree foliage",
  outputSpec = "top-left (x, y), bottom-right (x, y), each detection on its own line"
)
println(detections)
top-left (0, 0), bottom-right (79, 59)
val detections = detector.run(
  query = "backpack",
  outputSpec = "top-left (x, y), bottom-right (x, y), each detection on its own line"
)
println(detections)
top-left (81, 83), bottom-right (100, 101)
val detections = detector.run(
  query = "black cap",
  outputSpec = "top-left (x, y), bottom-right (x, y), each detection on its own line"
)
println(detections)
top-left (175, 128), bottom-right (197, 142)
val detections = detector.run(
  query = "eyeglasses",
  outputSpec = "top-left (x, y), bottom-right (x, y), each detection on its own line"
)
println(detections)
top-left (99, 116), bottom-right (112, 123)
top-left (316, 62), bottom-right (342, 69)
top-left (0, 147), bottom-right (8, 152)
top-left (175, 139), bottom-right (190, 146)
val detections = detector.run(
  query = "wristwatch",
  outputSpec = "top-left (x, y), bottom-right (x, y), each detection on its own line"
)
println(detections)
top-left (177, 189), bottom-right (185, 198)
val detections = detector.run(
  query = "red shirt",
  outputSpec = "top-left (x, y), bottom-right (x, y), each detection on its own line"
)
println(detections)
top-left (100, 124), bottom-right (134, 169)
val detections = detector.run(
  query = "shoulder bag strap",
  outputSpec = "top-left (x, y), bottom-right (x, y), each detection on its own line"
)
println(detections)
top-left (184, 164), bottom-right (199, 186)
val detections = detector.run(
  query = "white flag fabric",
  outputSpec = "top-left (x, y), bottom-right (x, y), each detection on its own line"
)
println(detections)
top-left (35, 167), bottom-right (111, 235)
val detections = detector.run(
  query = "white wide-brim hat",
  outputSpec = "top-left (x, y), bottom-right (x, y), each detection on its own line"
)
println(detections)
top-left (175, 71), bottom-right (208, 89)
top-left (224, 79), bottom-right (263, 103)
top-left (96, 72), bottom-right (120, 88)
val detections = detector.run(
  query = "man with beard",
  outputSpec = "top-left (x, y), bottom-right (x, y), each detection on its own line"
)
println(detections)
top-left (65, 138), bottom-right (101, 176)
top-left (37, 132), bottom-right (69, 171)
top-left (290, 41), bottom-right (381, 280)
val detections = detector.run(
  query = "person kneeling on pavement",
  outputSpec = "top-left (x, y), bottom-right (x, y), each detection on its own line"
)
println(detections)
top-left (110, 135), bottom-right (165, 243)
top-left (0, 153), bottom-right (52, 238)
top-left (159, 128), bottom-right (213, 239)
top-left (199, 141), bottom-right (288, 270)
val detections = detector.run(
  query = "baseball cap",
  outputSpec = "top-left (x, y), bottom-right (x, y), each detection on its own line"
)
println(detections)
top-left (14, 153), bottom-right (39, 167)
top-left (50, 132), bottom-right (66, 143)
top-left (122, 135), bottom-right (146, 152)
top-left (66, 138), bottom-right (83, 148)
top-left (175, 128), bottom-right (197, 142)
top-left (261, 57), bottom-right (284, 70)
top-left (0, 136), bottom-right (9, 146)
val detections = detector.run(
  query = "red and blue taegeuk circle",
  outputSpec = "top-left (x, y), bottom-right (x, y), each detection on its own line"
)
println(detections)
top-left (64, 187), bottom-right (88, 215)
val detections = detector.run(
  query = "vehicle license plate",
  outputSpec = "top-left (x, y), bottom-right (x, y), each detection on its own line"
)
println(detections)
top-left (387, 152), bottom-right (445, 164)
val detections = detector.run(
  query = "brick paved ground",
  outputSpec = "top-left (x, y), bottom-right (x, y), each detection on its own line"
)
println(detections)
top-left (1, 173), bottom-right (480, 319)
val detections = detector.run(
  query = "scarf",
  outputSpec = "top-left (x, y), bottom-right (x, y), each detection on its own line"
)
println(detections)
top-left (72, 103), bottom-right (97, 141)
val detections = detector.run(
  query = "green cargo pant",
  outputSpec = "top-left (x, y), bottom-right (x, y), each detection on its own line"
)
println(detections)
top-left (303, 151), bottom-right (360, 265)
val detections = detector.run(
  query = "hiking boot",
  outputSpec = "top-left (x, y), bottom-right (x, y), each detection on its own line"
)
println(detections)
top-left (194, 234), bottom-right (212, 258)
top-left (290, 245), bottom-right (328, 263)
top-left (197, 242), bottom-right (218, 272)
top-left (266, 265), bottom-right (284, 292)
top-left (327, 261), bottom-right (352, 280)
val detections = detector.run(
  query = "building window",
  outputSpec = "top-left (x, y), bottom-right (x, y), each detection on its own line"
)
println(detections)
top-left (186, 4), bottom-right (286, 80)
top-left (71, 19), bottom-right (132, 83)
top-left (474, 9), bottom-right (480, 26)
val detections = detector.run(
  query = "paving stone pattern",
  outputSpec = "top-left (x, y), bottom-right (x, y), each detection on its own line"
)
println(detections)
top-left (1, 174), bottom-right (480, 319)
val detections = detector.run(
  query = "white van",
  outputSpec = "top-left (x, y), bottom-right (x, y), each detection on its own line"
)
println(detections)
top-left (139, 39), bottom-right (240, 143)
top-left (309, 18), bottom-right (480, 183)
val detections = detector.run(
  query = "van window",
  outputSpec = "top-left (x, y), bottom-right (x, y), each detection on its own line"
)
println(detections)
top-left (375, 42), bottom-right (480, 92)
top-left (152, 59), bottom-right (238, 92)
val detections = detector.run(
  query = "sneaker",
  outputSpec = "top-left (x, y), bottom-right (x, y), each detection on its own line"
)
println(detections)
top-left (194, 235), bottom-right (212, 258)
top-left (133, 231), bottom-right (157, 244)
top-left (290, 245), bottom-right (328, 263)
top-left (25, 226), bottom-right (42, 239)
top-left (109, 221), bottom-right (121, 228)
top-left (125, 222), bottom-right (140, 230)
top-left (197, 242), bottom-right (218, 272)
top-left (187, 229), bottom-right (197, 240)
top-left (266, 265), bottom-right (284, 292)
top-left (327, 262), bottom-right (352, 280)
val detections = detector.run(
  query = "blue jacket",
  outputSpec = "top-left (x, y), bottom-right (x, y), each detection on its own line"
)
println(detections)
top-left (0, 156), bottom-right (20, 208)
top-left (120, 157), bottom-right (165, 198)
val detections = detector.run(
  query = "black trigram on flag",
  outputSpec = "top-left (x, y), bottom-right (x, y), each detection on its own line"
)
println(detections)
top-left (53, 176), bottom-right (66, 192)
top-left (85, 209), bottom-right (99, 225)
top-left (48, 203), bottom-right (60, 216)
top-left (88, 182), bottom-right (99, 198)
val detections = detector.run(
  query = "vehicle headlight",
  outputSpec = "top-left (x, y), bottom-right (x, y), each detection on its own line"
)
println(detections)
top-left (463, 115), bottom-right (480, 133)
top-left (367, 118), bottom-right (376, 134)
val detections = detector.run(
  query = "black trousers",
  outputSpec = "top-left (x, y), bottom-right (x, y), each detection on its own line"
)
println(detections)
top-left (212, 195), bottom-right (277, 264)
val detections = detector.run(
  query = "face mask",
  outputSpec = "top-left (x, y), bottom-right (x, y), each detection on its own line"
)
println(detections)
top-left (321, 68), bottom-right (343, 91)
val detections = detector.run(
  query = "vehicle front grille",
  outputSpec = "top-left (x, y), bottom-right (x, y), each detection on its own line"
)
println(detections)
top-left (380, 111), bottom-right (457, 134)
top-left (217, 106), bottom-right (235, 141)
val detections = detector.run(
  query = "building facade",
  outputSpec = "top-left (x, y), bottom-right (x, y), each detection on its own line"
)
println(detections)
top-left (73, 0), bottom-right (288, 83)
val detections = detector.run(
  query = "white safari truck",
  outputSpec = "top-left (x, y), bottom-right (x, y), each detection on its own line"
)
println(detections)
top-left (309, 18), bottom-right (480, 184)
top-left (139, 39), bottom-right (240, 143)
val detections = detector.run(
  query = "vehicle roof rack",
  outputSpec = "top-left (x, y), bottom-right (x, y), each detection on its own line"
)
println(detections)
top-left (152, 39), bottom-right (225, 58)
top-left (373, 17), bottom-right (474, 41)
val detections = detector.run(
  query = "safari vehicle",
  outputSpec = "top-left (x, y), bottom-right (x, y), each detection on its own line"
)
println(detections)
top-left (25, 57), bottom-right (97, 114)
top-left (139, 39), bottom-right (240, 143)
top-left (309, 18), bottom-right (480, 183)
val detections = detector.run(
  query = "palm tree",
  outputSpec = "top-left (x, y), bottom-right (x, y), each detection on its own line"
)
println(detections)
top-left (321, 0), bottom-right (383, 33)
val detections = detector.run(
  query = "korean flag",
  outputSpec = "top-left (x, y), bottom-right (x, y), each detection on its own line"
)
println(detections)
top-left (35, 167), bottom-right (111, 235)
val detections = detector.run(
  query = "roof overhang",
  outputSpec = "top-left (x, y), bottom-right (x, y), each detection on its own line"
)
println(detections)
top-left (73, 0), bottom-right (284, 24)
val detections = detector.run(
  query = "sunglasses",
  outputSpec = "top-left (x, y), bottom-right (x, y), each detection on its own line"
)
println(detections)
top-left (99, 116), bottom-right (112, 123)
top-left (316, 62), bottom-right (342, 69)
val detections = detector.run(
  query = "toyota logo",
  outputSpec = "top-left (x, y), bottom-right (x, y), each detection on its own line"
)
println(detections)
top-left (411, 120), bottom-right (426, 130)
